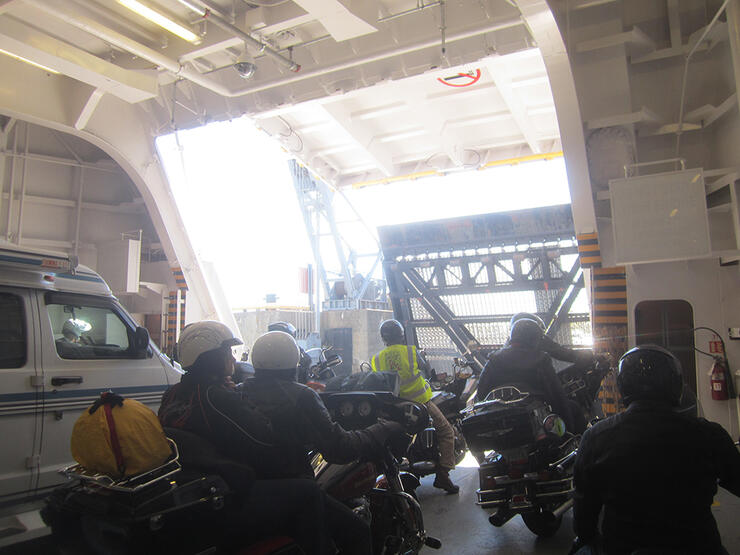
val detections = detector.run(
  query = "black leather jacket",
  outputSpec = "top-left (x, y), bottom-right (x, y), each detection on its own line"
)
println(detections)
top-left (158, 370), bottom-right (278, 479)
top-left (240, 373), bottom-right (391, 479)
top-left (476, 345), bottom-right (573, 429)
top-left (574, 400), bottom-right (740, 555)
top-left (541, 335), bottom-right (594, 366)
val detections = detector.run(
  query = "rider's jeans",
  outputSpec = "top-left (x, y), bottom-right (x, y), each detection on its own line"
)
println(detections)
top-left (425, 400), bottom-right (456, 469)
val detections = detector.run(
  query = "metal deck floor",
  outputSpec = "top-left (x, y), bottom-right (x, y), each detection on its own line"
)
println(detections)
top-left (417, 454), bottom-right (740, 554)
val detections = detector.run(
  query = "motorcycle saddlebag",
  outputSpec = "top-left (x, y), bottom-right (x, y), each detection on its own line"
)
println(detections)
top-left (461, 397), bottom-right (547, 453)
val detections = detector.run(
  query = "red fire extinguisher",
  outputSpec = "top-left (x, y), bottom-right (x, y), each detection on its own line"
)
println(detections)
top-left (710, 357), bottom-right (729, 401)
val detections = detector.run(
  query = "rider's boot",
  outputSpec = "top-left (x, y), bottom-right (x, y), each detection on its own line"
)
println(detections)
top-left (433, 468), bottom-right (459, 494)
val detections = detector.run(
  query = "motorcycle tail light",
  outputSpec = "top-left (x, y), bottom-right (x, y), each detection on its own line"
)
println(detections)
top-left (482, 475), bottom-right (496, 489)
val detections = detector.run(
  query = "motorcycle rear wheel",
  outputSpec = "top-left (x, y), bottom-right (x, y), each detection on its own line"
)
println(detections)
top-left (521, 511), bottom-right (562, 538)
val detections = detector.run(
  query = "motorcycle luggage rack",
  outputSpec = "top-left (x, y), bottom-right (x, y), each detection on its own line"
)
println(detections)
top-left (481, 386), bottom-right (530, 405)
top-left (60, 438), bottom-right (181, 492)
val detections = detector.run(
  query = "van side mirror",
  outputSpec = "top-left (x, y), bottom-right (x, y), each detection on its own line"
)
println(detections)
top-left (134, 326), bottom-right (150, 357)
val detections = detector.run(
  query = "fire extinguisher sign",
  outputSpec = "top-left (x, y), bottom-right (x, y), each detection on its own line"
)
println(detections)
top-left (709, 340), bottom-right (724, 354)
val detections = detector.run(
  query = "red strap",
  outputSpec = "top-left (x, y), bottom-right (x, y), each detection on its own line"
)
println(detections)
top-left (103, 402), bottom-right (125, 475)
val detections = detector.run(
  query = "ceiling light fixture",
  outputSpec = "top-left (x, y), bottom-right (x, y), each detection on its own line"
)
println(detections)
top-left (0, 48), bottom-right (60, 74)
top-left (118, 0), bottom-right (201, 44)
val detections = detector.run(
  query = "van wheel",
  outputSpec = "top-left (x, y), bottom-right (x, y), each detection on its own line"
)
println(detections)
top-left (521, 511), bottom-right (562, 538)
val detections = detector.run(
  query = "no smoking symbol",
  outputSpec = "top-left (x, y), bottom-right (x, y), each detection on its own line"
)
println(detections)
top-left (437, 69), bottom-right (482, 88)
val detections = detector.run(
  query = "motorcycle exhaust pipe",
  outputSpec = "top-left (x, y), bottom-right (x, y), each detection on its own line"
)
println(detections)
top-left (551, 499), bottom-right (574, 519)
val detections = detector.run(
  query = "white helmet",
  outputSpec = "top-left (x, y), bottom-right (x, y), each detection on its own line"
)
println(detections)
top-left (178, 320), bottom-right (242, 369)
top-left (251, 331), bottom-right (300, 371)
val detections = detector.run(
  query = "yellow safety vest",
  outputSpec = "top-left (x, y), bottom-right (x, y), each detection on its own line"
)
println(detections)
top-left (370, 344), bottom-right (432, 404)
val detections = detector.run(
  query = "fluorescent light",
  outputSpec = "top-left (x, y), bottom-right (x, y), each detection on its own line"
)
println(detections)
top-left (118, 0), bottom-right (201, 44)
top-left (0, 48), bottom-right (60, 74)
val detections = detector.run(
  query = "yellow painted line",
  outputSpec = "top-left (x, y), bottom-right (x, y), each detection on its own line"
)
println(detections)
top-left (350, 151), bottom-right (564, 189)
top-left (580, 256), bottom-right (603, 264)
top-left (594, 316), bottom-right (629, 324)
top-left (593, 266), bottom-right (625, 276)
top-left (577, 232), bottom-right (598, 240)
top-left (594, 304), bottom-right (628, 311)
top-left (594, 291), bottom-right (628, 299)
top-left (577, 244), bottom-right (601, 252)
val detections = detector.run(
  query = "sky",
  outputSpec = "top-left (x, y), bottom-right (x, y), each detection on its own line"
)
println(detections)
top-left (156, 117), bottom-right (572, 309)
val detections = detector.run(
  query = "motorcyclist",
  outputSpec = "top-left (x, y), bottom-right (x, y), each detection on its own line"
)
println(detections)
top-left (572, 345), bottom-right (740, 555)
top-left (158, 321), bottom-right (333, 554)
top-left (241, 330), bottom-right (402, 555)
top-left (370, 319), bottom-right (460, 494)
top-left (509, 312), bottom-right (595, 367)
top-left (477, 318), bottom-right (576, 431)
top-left (267, 321), bottom-right (313, 382)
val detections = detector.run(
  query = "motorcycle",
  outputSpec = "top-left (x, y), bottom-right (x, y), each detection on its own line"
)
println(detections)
top-left (41, 435), bottom-right (304, 554)
top-left (461, 358), bottom-right (609, 538)
top-left (314, 390), bottom-right (442, 554)
top-left (304, 346), bottom-right (343, 391)
top-left (402, 356), bottom-right (477, 478)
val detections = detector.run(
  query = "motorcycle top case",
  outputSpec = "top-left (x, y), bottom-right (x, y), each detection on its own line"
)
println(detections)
top-left (71, 391), bottom-right (172, 478)
top-left (461, 396), bottom-right (548, 453)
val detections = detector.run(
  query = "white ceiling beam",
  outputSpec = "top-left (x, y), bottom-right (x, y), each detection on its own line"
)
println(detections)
top-left (75, 89), bottom-right (105, 131)
top-left (320, 102), bottom-right (395, 176)
top-left (667, 0), bottom-right (682, 49)
top-left (178, 37), bottom-right (243, 63)
top-left (0, 19), bottom-right (157, 103)
top-left (485, 59), bottom-right (542, 154)
top-left (292, 0), bottom-right (377, 42)
top-left (244, 4), bottom-right (316, 37)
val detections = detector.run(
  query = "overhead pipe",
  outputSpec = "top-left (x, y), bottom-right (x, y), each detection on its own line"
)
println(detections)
top-left (30, 0), bottom-right (523, 99)
top-left (176, 0), bottom-right (300, 72)
top-left (675, 0), bottom-right (730, 157)
top-left (26, 0), bottom-right (235, 97)
top-left (227, 17), bottom-right (525, 97)
top-left (16, 123), bottom-right (29, 244)
top-left (5, 121), bottom-right (17, 241)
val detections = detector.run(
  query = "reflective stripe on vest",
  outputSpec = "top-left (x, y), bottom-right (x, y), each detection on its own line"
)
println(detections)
top-left (370, 344), bottom-right (432, 404)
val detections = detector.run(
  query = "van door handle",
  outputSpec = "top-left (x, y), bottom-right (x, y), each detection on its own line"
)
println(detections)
top-left (51, 376), bottom-right (83, 386)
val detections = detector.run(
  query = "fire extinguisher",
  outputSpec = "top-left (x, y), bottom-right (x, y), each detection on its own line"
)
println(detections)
top-left (710, 357), bottom-right (730, 401)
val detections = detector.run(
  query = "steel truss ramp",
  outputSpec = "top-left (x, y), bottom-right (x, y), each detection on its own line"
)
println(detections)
top-left (379, 205), bottom-right (590, 375)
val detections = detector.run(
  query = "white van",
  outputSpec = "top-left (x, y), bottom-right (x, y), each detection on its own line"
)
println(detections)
top-left (0, 243), bottom-right (182, 544)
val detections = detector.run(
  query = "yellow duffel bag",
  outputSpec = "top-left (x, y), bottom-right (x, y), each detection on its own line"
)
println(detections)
top-left (71, 391), bottom-right (171, 478)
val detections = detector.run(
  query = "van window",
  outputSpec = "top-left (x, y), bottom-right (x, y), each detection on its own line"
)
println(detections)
top-left (47, 300), bottom-right (133, 360)
top-left (0, 293), bottom-right (26, 368)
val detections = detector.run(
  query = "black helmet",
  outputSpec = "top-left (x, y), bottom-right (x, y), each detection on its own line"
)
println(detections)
top-left (510, 318), bottom-right (543, 348)
top-left (379, 319), bottom-right (405, 345)
top-left (617, 345), bottom-right (683, 407)
top-left (267, 321), bottom-right (297, 338)
top-left (510, 312), bottom-right (546, 332)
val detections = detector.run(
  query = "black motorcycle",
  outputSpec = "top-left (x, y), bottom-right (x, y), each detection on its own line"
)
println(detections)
top-left (41, 435), bottom-right (304, 554)
top-left (402, 356), bottom-right (477, 477)
top-left (315, 390), bottom-right (442, 554)
top-left (461, 358), bottom-right (609, 538)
